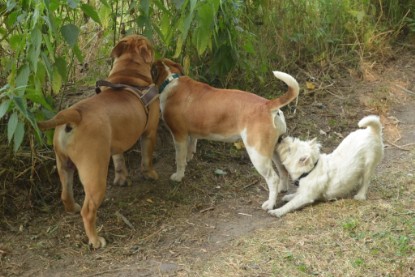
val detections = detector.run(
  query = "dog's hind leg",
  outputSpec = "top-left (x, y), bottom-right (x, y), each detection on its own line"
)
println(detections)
top-left (171, 137), bottom-right (188, 182)
top-left (273, 152), bottom-right (290, 192)
top-left (56, 153), bottom-right (81, 213)
top-left (187, 137), bottom-right (197, 162)
top-left (76, 154), bottom-right (110, 249)
top-left (112, 154), bottom-right (128, 185)
top-left (354, 167), bottom-right (374, 200)
top-left (245, 146), bottom-right (280, 210)
top-left (140, 129), bottom-right (159, 180)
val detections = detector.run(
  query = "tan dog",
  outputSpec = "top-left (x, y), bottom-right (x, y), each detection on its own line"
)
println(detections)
top-left (38, 35), bottom-right (160, 249)
top-left (151, 58), bottom-right (299, 211)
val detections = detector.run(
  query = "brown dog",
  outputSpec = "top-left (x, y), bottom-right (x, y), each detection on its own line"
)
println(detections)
top-left (38, 35), bottom-right (160, 249)
top-left (151, 58), bottom-right (299, 211)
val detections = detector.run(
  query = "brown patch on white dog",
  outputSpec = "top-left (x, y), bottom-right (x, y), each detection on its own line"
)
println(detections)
top-left (151, 58), bottom-right (300, 211)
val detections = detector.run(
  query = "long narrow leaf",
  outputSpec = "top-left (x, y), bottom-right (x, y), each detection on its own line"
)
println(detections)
top-left (15, 63), bottom-right (30, 96)
top-left (0, 100), bottom-right (11, 120)
top-left (7, 112), bottom-right (18, 143)
top-left (81, 4), bottom-right (102, 25)
top-left (13, 121), bottom-right (25, 152)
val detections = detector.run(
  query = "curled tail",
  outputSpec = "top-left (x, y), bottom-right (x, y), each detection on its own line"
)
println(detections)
top-left (266, 71), bottom-right (300, 111)
top-left (37, 109), bottom-right (82, 130)
top-left (358, 115), bottom-right (382, 136)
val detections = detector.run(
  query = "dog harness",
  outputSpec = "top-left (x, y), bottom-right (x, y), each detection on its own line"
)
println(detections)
top-left (159, 73), bottom-right (180, 93)
top-left (95, 80), bottom-right (159, 114)
top-left (293, 159), bottom-right (319, 187)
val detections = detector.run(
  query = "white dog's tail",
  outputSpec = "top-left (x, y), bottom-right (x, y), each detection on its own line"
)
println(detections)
top-left (267, 71), bottom-right (300, 111)
top-left (358, 115), bottom-right (382, 136)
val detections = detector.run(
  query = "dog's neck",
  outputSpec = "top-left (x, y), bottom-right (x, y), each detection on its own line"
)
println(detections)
top-left (108, 61), bottom-right (153, 86)
top-left (159, 73), bottom-right (180, 93)
top-left (294, 159), bottom-right (319, 187)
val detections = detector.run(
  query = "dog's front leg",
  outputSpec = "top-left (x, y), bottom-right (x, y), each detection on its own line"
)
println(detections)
top-left (269, 194), bottom-right (315, 217)
top-left (171, 138), bottom-right (188, 182)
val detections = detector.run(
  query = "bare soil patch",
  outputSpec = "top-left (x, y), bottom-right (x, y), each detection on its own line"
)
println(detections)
top-left (1, 49), bottom-right (414, 276)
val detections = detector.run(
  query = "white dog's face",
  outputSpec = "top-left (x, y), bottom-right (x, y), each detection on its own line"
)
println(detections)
top-left (277, 137), bottom-right (321, 181)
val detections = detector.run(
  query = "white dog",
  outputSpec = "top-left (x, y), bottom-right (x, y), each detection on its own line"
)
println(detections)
top-left (269, 115), bottom-right (384, 217)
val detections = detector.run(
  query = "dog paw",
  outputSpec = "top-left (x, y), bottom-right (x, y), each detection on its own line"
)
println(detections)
top-left (89, 236), bottom-right (107, 249)
top-left (261, 200), bottom-right (275, 211)
top-left (143, 170), bottom-right (159, 180)
top-left (65, 203), bottom-right (81, 213)
top-left (170, 173), bottom-right (184, 182)
top-left (113, 175), bottom-right (127, 186)
top-left (353, 194), bottom-right (367, 201)
top-left (268, 209), bottom-right (285, 218)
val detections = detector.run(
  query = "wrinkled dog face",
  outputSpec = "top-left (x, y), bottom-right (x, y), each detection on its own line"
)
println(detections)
top-left (277, 137), bottom-right (321, 180)
top-left (111, 35), bottom-right (154, 64)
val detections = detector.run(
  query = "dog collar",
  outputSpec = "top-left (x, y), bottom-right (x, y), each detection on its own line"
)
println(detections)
top-left (159, 73), bottom-right (180, 93)
top-left (294, 159), bottom-right (319, 187)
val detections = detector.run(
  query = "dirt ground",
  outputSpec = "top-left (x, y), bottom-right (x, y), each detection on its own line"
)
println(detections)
top-left (1, 48), bottom-right (414, 276)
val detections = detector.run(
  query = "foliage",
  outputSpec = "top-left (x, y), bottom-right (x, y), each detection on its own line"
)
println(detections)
top-left (0, 0), bottom-right (414, 153)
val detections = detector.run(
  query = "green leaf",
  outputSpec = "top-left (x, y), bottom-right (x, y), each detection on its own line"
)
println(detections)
top-left (12, 96), bottom-right (28, 118)
top-left (54, 57), bottom-right (68, 82)
top-left (30, 27), bottom-right (42, 72)
top-left (0, 100), bottom-right (11, 120)
top-left (98, 0), bottom-right (110, 8)
top-left (81, 4), bottom-right (101, 25)
top-left (60, 24), bottom-right (80, 47)
top-left (140, 0), bottom-right (150, 15)
top-left (7, 112), bottom-right (18, 143)
top-left (9, 33), bottom-right (24, 52)
top-left (13, 121), bottom-right (25, 152)
top-left (15, 63), bottom-right (30, 96)
top-left (25, 93), bottom-right (53, 111)
top-left (52, 69), bottom-right (62, 94)
top-left (73, 44), bottom-right (84, 63)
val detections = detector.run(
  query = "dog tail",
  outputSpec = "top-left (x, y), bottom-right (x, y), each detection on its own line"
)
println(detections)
top-left (37, 109), bottom-right (82, 130)
top-left (358, 115), bottom-right (382, 136)
top-left (266, 71), bottom-right (300, 111)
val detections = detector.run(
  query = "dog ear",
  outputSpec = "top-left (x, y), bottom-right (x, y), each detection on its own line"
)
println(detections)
top-left (139, 44), bottom-right (154, 63)
top-left (299, 155), bottom-right (310, 166)
top-left (111, 41), bottom-right (126, 58)
top-left (173, 62), bottom-right (185, 75)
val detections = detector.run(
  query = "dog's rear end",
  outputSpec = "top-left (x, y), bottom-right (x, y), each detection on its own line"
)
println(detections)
top-left (38, 35), bottom-right (159, 249)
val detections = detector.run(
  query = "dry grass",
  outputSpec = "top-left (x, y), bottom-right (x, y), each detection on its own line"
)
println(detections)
top-left (198, 150), bottom-right (415, 276)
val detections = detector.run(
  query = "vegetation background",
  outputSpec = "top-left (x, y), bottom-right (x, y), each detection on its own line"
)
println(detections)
top-left (0, 0), bottom-right (414, 275)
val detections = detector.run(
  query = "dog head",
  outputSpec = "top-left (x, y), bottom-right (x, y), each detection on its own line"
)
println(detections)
top-left (151, 58), bottom-right (184, 86)
top-left (108, 35), bottom-right (154, 84)
top-left (111, 35), bottom-right (154, 64)
top-left (277, 136), bottom-right (321, 180)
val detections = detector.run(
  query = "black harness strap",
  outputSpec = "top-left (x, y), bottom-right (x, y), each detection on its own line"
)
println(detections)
top-left (95, 80), bottom-right (159, 113)
top-left (293, 159), bottom-right (319, 187)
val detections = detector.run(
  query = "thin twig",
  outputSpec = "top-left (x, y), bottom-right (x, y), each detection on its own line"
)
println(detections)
top-left (200, 206), bottom-right (215, 213)
top-left (386, 140), bottom-right (411, 151)
top-left (394, 84), bottom-right (415, 96)
top-left (115, 211), bottom-right (135, 230)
